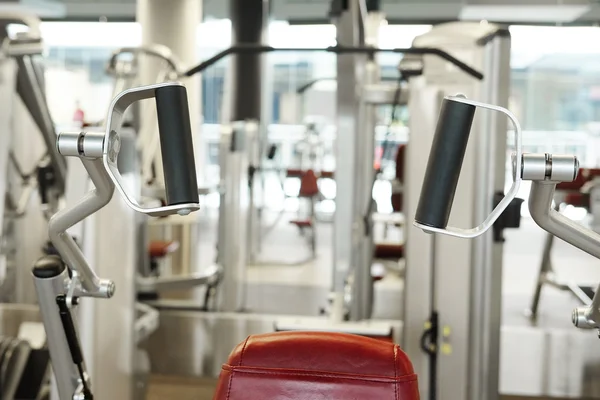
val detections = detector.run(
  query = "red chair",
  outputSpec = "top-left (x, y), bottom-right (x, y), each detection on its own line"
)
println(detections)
top-left (213, 331), bottom-right (420, 400)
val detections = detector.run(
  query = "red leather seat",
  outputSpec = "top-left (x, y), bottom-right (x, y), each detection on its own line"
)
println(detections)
top-left (213, 331), bottom-right (419, 400)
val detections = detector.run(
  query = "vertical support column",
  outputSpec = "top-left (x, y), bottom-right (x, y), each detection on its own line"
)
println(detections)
top-left (350, 62), bottom-right (378, 321)
top-left (137, 0), bottom-right (202, 177)
top-left (404, 80), bottom-right (443, 399)
top-left (348, 5), bottom-right (385, 321)
top-left (331, 0), bottom-right (368, 321)
top-left (228, 0), bottom-right (269, 264)
top-left (468, 32), bottom-right (511, 400)
top-left (137, 0), bottom-right (202, 275)
top-left (137, 0), bottom-right (203, 187)
top-left (217, 123), bottom-right (254, 312)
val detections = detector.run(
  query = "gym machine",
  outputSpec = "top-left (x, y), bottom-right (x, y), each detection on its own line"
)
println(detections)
top-left (180, 27), bottom-right (482, 319)
top-left (32, 82), bottom-right (200, 400)
top-left (0, 12), bottom-right (67, 305)
top-left (401, 22), bottom-right (522, 400)
top-left (106, 45), bottom-right (220, 301)
top-left (414, 93), bottom-right (600, 397)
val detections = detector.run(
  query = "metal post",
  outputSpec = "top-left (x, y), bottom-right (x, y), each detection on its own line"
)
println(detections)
top-left (0, 58), bottom-right (16, 288)
top-left (349, 61), bottom-right (379, 321)
top-left (467, 32), bottom-right (511, 400)
top-left (403, 23), bottom-right (511, 400)
top-left (404, 79), bottom-right (443, 399)
top-left (32, 261), bottom-right (82, 400)
top-left (229, 0), bottom-right (269, 264)
top-left (137, 0), bottom-right (203, 289)
top-left (217, 122), bottom-right (254, 312)
top-left (330, 0), bottom-right (367, 321)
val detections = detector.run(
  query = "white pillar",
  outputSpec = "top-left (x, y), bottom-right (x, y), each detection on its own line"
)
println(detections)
top-left (137, 0), bottom-right (204, 185)
top-left (136, 0), bottom-right (204, 272)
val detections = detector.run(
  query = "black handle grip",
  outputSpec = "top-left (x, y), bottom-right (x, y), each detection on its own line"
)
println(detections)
top-left (155, 85), bottom-right (199, 206)
top-left (415, 98), bottom-right (476, 229)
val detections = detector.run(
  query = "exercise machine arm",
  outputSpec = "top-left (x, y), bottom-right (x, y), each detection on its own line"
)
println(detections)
top-left (32, 82), bottom-right (201, 400)
top-left (414, 95), bottom-right (600, 333)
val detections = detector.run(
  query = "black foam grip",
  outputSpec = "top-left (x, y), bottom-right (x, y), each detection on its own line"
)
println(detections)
top-left (415, 98), bottom-right (476, 229)
top-left (155, 86), bottom-right (199, 206)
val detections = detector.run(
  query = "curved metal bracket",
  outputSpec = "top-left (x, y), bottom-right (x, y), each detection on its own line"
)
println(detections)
top-left (103, 82), bottom-right (200, 217)
top-left (106, 45), bottom-right (181, 79)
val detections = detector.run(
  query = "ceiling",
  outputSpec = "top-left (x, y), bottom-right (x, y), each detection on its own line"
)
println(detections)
top-left (3, 0), bottom-right (600, 25)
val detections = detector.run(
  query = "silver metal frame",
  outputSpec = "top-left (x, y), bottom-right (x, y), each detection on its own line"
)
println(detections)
top-left (33, 266), bottom-right (87, 400)
top-left (47, 150), bottom-right (116, 299)
top-left (104, 83), bottom-right (201, 218)
top-left (404, 25), bottom-right (512, 400)
top-left (33, 82), bottom-right (202, 400)
top-left (216, 122), bottom-right (252, 312)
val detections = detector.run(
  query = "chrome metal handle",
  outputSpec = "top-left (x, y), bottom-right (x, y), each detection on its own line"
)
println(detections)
top-left (413, 95), bottom-right (522, 238)
top-left (104, 82), bottom-right (200, 217)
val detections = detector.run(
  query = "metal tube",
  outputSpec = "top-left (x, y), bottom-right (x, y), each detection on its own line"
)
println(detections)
top-left (468, 33), bottom-right (510, 400)
top-left (349, 61), bottom-right (379, 321)
top-left (567, 282), bottom-right (593, 305)
top-left (183, 45), bottom-right (484, 80)
top-left (528, 232), bottom-right (555, 316)
top-left (332, 1), bottom-right (363, 303)
top-left (136, 264), bottom-right (221, 292)
top-left (217, 125), bottom-right (249, 312)
top-left (529, 181), bottom-right (600, 260)
top-left (48, 158), bottom-right (115, 296)
top-left (16, 56), bottom-right (67, 194)
top-left (32, 260), bottom-right (80, 399)
top-left (229, 0), bottom-right (268, 122)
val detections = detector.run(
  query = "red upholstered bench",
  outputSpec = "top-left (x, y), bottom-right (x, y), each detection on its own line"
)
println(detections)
top-left (213, 331), bottom-right (420, 400)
